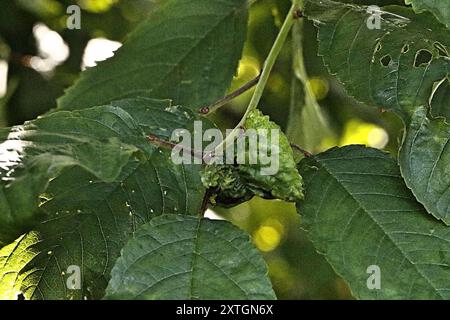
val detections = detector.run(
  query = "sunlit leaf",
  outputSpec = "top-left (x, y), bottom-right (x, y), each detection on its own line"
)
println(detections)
top-left (399, 106), bottom-right (450, 225)
top-left (0, 234), bottom-right (36, 300)
top-left (304, 0), bottom-right (450, 226)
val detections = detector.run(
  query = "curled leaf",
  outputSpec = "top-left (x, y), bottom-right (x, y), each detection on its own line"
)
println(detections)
top-left (202, 110), bottom-right (303, 206)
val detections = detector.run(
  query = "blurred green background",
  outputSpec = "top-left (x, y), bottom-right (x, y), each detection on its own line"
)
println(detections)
top-left (0, 0), bottom-right (409, 299)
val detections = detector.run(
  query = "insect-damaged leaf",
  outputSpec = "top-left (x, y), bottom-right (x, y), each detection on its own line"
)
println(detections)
top-left (105, 215), bottom-right (276, 300)
top-left (304, 0), bottom-right (450, 225)
top-left (0, 98), bottom-right (213, 300)
top-left (298, 145), bottom-right (450, 299)
top-left (58, 0), bottom-right (248, 111)
top-left (304, 0), bottom-right (449, 120)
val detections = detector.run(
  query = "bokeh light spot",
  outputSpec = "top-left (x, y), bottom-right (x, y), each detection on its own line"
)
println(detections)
top-left (82, 38), bottom-right (122, 69)
top-left (31, 23), bottom-right (69, 72)
top-left (340, 119), bottom-right (389, 149)
top-left (78, 0), bottom-right (118, 13)
top-left (307, 77), bottom-right (329, 101)
top-left (253, 225), bottom-right (282, 252)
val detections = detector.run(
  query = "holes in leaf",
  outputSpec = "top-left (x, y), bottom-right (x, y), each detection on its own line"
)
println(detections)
top-left (375, 42), bottom-right (382, 53)
top-left (380, 55), bottom-right (392, 67)
top-left (414, 49), bottom-right (433, 67)
top-left (434, 42), bottom-right (448, 57)
top-left (401, 44), bottom-right (409, 54)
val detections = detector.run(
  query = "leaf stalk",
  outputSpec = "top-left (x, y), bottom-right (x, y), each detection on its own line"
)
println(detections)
top-left (211, 0), bottom-right (302, 157)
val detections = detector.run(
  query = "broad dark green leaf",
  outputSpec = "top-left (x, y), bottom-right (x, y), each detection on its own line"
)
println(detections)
top-left (105, 214), bottom-right (276, 300)
top-left (58, 0), bottom-right (248, 111)
top-left (399, 106), bottom-right (450, 225)
top-left (0, 98), bottom-right (212, 300)
top-left (405, 0), bottom-right (450, 28)
top-left (304, 0), bottom-right (450, 120)
top-left (0, 107), bottom-right (139, 245)
top-left (298, 145), bottom-right (450, 299)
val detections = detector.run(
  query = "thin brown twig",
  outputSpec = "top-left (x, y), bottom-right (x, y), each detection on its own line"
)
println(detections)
top-left (290, 143), bottom-right (313, 158)
top-left (199, 73), bottom-right (262, 115)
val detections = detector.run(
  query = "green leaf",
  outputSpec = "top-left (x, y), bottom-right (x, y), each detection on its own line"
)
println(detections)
top-left (399, 106), bottom-right (450, 225)
top-left (298, 145), bottom-right (450, 299)
top-left (0, 98), bottom-right (212, 300)
top-left (0, 234), bottom-right (36, 300)
top-left (0, 106), bottom-right (140, 245)
top-left (58, 0), bottom-right (248, 111)
top-left (105, 214), bottom-right (276, 300)
top-left (430, 77), bottom-right (450, 119)
top-left (405, 0), bottom-right (450, 28)
top-left (304, 0), bottom-right (450, 119)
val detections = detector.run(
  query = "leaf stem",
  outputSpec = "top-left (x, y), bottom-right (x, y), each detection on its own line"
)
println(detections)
top-left (211, 0), bottom-right (301, 157)
top-left (291, 143), bottom-right (312, 158)
top-left (147, 135), bottom-right (205, 161)
top-left (198, 73), bottom-right (261, 115)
